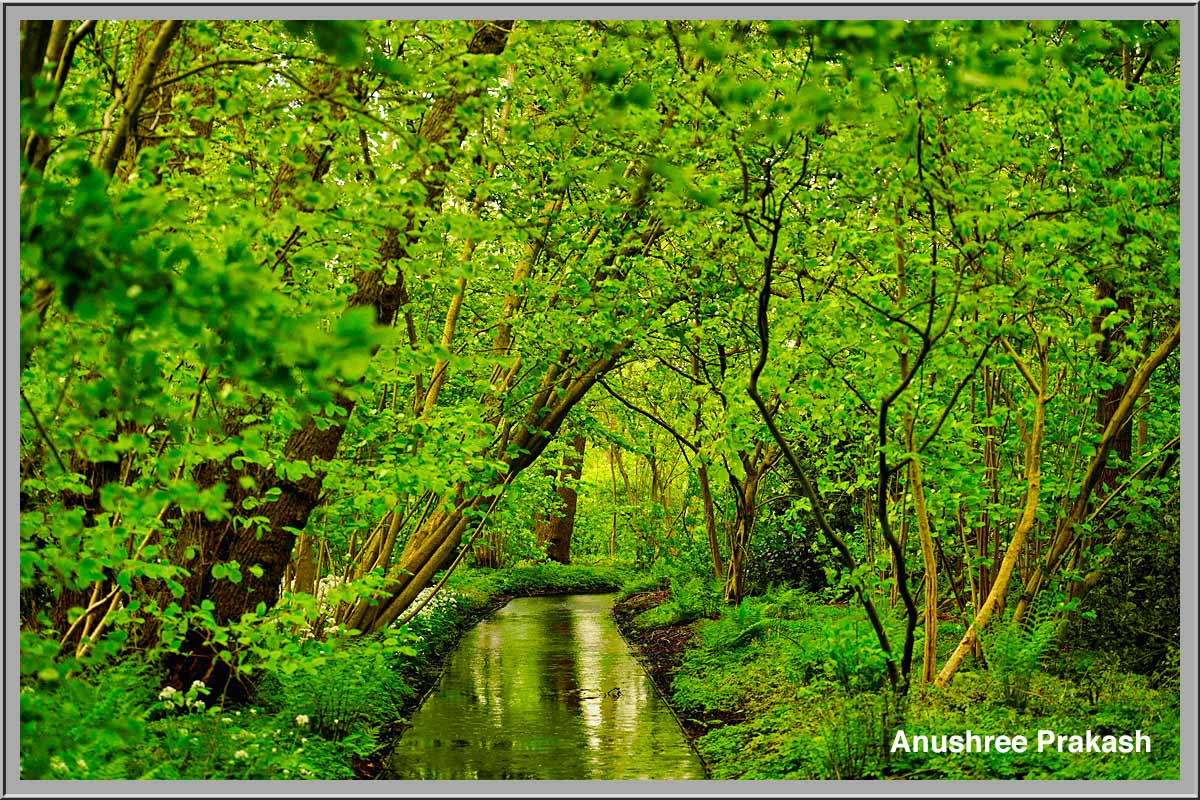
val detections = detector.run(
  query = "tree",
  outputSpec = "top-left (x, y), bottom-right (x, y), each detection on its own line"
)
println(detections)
top-left (19, 18), bottom-right (1179, 719)
top-left (534, 433), bottom-right (588, 564)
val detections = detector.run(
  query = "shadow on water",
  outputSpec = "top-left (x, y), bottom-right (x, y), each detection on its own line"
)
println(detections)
top-left (384, 593), bottom-right (706, 780)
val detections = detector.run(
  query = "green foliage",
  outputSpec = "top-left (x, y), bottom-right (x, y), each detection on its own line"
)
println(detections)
top-left (701, 597), bottom-right (770, 649)
top-left (891, 669), bottom-right (1179, 780)
top-left (1062, 489), bottom-right (1180, 678)
top-left (759, 587), bottom-right (819, 620)
top-left (631, 575), bottom-right (721, 630)
top-left (282, 21), bottom-right (366, 66)
top-left (615, 572), bottom-right (668, 602)
top-left (18, 16), bottom-right (1180, 781)
top-left (656, 585), bottom-right (1178, 780)
top-left (19, 658), bottom-right (376, 780)
top-left (20, 662), bottom-right (154, 779)
top-left (257, 636), bottom-right (414, 741)
top-left (979, 604), bottom-right (1062, 710)
top-left (671, 590), bottom-right (893, 718)
top-left (816, 692), bottom-right (898, 779)
top-left (488, 563), bottom-right (627, 596)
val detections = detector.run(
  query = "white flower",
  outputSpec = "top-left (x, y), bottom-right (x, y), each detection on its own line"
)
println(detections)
top-left (233, 750), bottom-right (248, 760)
top-left (191, 680), bottom-right (206, 690)
top-left (222, 717), bottom-right (233, 724)
top-left (158, 686), bottom-right (177, 700)
top-left (50, 756), bottom-right (68, 773)
top-left (75, 758), bottom-right (88, 771)
top-left (295, 714), bottom-right (309, 727)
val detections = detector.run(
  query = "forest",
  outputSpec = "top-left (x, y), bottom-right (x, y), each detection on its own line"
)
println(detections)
top-left (17, 18), bottom-right (1181, 782)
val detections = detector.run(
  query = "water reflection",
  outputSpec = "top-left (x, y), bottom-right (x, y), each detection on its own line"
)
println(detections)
top-left (385, 594), bottom-right (705, 780)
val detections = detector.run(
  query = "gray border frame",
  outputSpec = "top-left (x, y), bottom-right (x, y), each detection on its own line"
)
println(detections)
top-left (5, 3), bottom-right (1196, 797)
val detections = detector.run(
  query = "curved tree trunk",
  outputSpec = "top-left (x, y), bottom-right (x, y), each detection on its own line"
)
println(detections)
top-left (936, 337), bottom-right (1047, 688)
top-left (1011, 321), bottom-right (1179, 626)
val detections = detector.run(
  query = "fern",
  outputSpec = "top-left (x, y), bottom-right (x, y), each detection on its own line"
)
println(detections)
top-left (701, 601), bottom-right (772, 649)
top-left (979, 595), bottom-right (1061, 709)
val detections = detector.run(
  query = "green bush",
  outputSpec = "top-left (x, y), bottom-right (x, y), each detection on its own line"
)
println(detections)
top-left (979, 608), bottom-right (1060, 710)
top-left (20, 662), bottom-right (154, 779)
top-left (630, 574), bottom-right (721, 630)
top-left (616, 572), bottom-right (668, 601)
top-left (19, 659), bottom-right (377, 780)
top-left (258, 636), bottom-right (415, 741)
top-left (816, 691), bottom-right (898, 779)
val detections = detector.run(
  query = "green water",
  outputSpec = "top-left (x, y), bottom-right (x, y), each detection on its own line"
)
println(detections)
top-left (385, 593), bottom-right (706, 780)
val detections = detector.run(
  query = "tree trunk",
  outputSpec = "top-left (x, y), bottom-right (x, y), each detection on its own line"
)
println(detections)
top-left (1012, 321), bottom-right (1179, 625)
top-left (698, 462), bottom-right (724, 580)
top-left (609, 445), bottom-right (619, 558)
top-left (97, 20), bottom-right (185, 177)
top-left (936, 339), bottom-right (1048, 688)
top-left (291, 534), bottom-right (319, 596)
top-left (535, 434), bottom-right (587, 564)
top-left (722, 450), bottom-right (766, 605)
top-left (905, 414), bottom-right (938, 686)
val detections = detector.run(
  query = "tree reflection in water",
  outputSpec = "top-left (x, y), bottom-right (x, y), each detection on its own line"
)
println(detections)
top-left (385, 594), bottom-right (705, 780)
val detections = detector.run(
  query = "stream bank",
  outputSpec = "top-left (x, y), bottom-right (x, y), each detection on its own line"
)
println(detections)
top-left (610, 587), bottom-right (738, 777)
top-left (613, 581), bottom-right (1181, 780)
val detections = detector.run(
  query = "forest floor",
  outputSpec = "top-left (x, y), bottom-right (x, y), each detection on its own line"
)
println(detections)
top-left (610, 580), bottom-right (1181, 781)
top-left (22, 565), bottom-right (1176, 781)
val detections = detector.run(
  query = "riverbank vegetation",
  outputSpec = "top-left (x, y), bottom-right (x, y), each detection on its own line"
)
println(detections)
top-left (19, 17), bottom-right (1180, 782)
top-left (614, 578), bottom-right (1179, 780)
top-left (20, 562), bottom-right (624, 779)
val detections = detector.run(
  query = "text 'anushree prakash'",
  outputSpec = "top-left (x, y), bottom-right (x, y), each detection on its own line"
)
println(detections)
top-left (890, 729), bottom-right (1152, 755)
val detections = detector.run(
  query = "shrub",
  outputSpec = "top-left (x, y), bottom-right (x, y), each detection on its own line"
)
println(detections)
top-left (259, 636), bottom-right (414, 741)
top-left (616, 572), bottom-right (668, 601)
top-left (630, 574), bottom-right (720, 630)
top-left (979, 606), bottom-right (1060, 710)
top-left (817, 691), bottom-right (898, 779)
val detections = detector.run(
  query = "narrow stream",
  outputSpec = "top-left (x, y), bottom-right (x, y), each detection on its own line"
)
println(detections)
top-left (385, 593), bottom-right (706, 780)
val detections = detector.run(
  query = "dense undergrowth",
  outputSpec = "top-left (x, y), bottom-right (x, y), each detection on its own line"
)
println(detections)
top-left (19, 562), bottom-right (626, 780)
top-left (22, 558), bottom-right (1178, 782)
top-left (614, 574), bottom-right (1181, 781)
